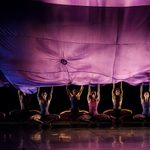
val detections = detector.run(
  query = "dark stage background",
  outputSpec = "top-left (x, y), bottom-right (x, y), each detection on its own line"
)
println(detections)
top-left (0, 83), bottom-right (143, 115)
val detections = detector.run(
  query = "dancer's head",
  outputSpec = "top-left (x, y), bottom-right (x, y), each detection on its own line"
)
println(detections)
top-left (72, 89), bottom-right (78, 96)
top-left (90, 90), bottom-right (97, 99)
top-left (114, 88), bottom-right (121, 96)
top-left (41, 91), bottom-right (47, 100)
top-left (143, 91), bottom-right (150, 99)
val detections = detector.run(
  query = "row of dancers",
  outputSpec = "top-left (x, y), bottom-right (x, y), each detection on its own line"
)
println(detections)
top-left (0, 82), bottom-right (150, 124)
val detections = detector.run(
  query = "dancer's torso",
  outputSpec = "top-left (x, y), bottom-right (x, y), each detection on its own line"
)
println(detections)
top-left (89, 98), bottom-right (97, 108)
top-left (142, 98), bottom-right (150, 116)
top-left (70, 96), bottom-right (79, 110)
top-left (113, 95), bottom-right (122, 110)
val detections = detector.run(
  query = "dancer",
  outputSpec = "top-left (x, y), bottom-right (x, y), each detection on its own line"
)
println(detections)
top-left (103, 82), bottom-right (132, 122)
top-left (37, 87), bottom-right (53, 116)
top-left (87, 85), bottom-right (110, 120)
top-left (18, 90), bottom-right (32, 111)
top-left (140, 83), bottom-right (150, 117)
top-left (87, 85), bottom-right (100, 116)
top-left (60, 85), bottom-right (89, 121)
top-left (9, 90), bottom-right (40, 121)
top-left (19, 90), bottom-right (40, 116)
top-left (112, 82), bottom-right (123, 112)
top-left (133, 83), bottom-right (150, 120)
top-left (66, 85), bottom-right (83, 119)
top-left (31, 87), bottom-right (59, 123)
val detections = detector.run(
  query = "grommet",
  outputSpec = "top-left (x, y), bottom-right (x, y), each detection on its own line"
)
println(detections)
top-left (60, 59), bottom-right (68, 65)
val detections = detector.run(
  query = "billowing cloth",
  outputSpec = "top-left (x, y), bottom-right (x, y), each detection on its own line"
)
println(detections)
top-left (0, 0), bottom-right (150, 93)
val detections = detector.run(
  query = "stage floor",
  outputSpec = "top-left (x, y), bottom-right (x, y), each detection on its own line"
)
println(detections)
top-left (0, 126), bottom-right (150, 150)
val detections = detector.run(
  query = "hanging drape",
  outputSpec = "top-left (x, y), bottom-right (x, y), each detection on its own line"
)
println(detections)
top-left (0, 0), bottom-right (150, 93)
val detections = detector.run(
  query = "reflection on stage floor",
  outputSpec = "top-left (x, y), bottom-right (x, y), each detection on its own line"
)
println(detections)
top-left (0, 126), bottom-right (150, 150)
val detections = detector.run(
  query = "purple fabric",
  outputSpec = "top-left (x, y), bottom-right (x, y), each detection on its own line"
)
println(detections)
top-left (0, 2), bottom-right (150, 93)
top-left (35, 0), bottom-right (150, 7)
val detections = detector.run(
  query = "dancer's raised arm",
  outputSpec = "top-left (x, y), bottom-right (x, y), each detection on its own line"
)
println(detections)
top-left (87, 85), bottom-right (91, 102)
top-left (140, 83), bottom-right (143, 102)
top-left (78, 85), bottom-right (84, 97)
top-left (97, 84), bottom-right (100, 101)
top-left (66, 85), bottom-right (73, 97)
